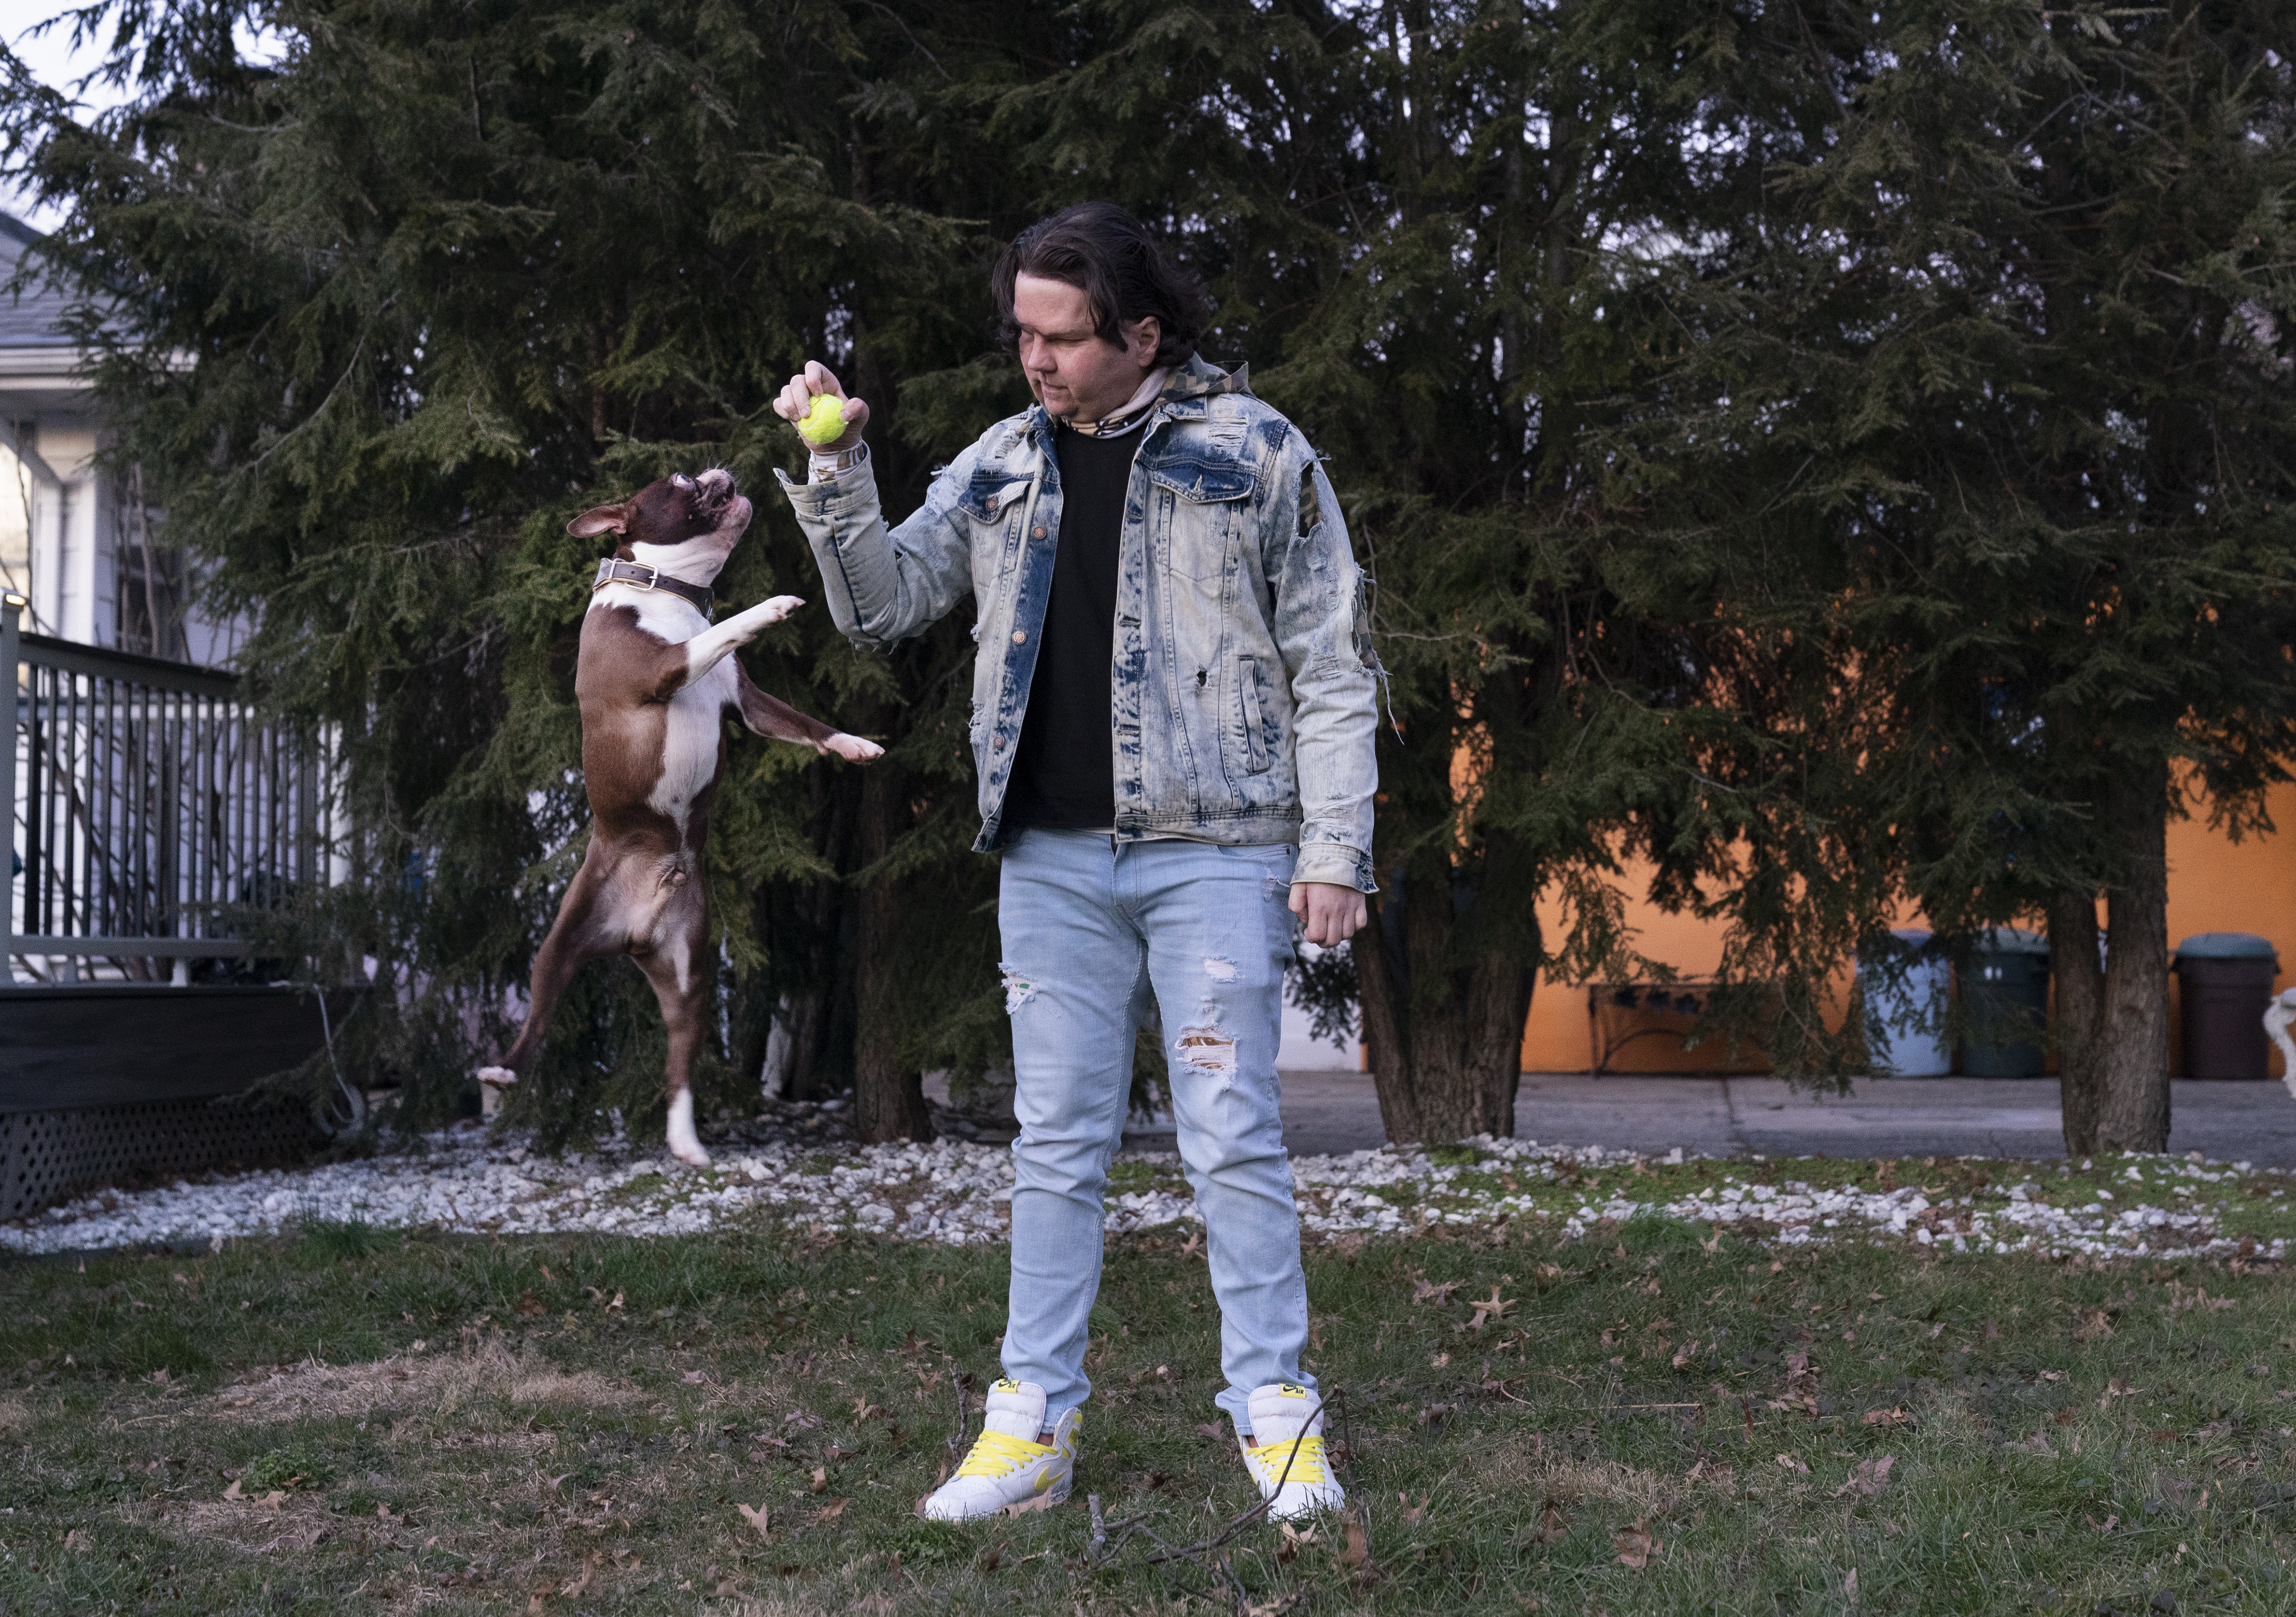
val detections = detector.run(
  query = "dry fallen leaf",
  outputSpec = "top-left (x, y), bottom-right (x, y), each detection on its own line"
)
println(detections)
top-left (1835, 1456), bottom-right (1896, 1497)
top-left (976, 1545), bottom-right (1002, 1573)
top-left (1843, 1565), bottom-right (1860, 1604)
top-left (682, 1370), bottom-right (707, 1385)
top-left (1468, 1286), bottom-right (1519, 1330)
top-left (562, 1555), bottom-right (598, 1598)
top-left (1863, 1406), bottom-right (1912, 1428)
top-left (1672, 1339), bottom-right (1701, 1369)
top-left (1613, 1519), bottom-right (1660, 1568)
top-left (813, 1498), bottom-right (849, 1523)
top-left (1338, 1508), bottom-right (1380, 1586)
top-left (1776, 1453), bottom-right (1810, 1473)
top-left (1529, 1497), bottom-right (1567, 1545)
top-left (736, 1503), bottom-right (771, 1540)
top-left (1413, 1276), bottom-right (1465, 1306)
top-left (808, 1467), bottom-right (828, 1493)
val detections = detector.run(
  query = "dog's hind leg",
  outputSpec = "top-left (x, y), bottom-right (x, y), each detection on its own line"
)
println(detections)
top-left (635, 881), bottom-right (714, 1168)
top-left (479, 855), bottom-right (623, 1098)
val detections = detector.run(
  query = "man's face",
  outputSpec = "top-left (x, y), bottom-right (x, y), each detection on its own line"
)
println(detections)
top-left (1012, 273), bottom-right (1161, 423)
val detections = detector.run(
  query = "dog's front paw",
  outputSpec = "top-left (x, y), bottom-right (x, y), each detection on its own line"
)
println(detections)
top-left (754, 594), bottom-right (805, 625)
top-left (823, 733), bottom-right (885, 764)
top-left (476, 1065), bottom-right (517, 1089)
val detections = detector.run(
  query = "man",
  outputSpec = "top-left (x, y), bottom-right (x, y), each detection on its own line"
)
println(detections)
top-left (773, 202), bottom-right (1377, 1523)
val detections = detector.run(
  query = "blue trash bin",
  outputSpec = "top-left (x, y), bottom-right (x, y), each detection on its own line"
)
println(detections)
top-left (1859, 928), bottom-right (1951, 1076)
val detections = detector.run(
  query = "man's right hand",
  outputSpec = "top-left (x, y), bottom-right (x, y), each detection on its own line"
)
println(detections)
top-left (773, 361), bottom-right (870, 453)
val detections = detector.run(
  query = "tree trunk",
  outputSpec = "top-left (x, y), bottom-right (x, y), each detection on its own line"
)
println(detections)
top-left (1355, 903), bottom-right (1422, 1143)
top-left (1353, 865), bottom-right (1535, 1144)
top-left (851, 757), bottom-right (932, 1143)
top-left (2094, 761), bottom-right (2172, 1152)
top-left (2048, 889), bottom-right (2104, 1155)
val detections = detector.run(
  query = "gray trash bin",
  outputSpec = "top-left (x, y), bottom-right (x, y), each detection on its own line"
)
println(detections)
top-left (1859, 928), bottom-right (1951, 1076)
top-left (2173, 932), bottom-right (2281, 1080)
top-left (1959, 926), bottom-right (2051, 1077)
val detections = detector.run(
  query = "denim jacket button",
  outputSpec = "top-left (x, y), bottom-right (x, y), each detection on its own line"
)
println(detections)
top-left (1011, 629), bottom-right (1027, 645)
top-left (992, 735), bottom-right (1005, 751)
top-left (1032, 526), bottom-right (1046, 538)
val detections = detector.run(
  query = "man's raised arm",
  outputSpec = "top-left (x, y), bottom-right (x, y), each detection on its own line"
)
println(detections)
top-left (772, 362), bottom-right (977, 649)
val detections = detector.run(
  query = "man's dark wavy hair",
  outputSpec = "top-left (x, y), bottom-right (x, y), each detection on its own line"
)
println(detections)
top-left (992, 202), bottom-right (1212, 368)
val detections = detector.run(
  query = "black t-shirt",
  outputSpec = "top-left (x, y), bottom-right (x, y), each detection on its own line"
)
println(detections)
top-left (1004, 424), bottom-right (1140, 831)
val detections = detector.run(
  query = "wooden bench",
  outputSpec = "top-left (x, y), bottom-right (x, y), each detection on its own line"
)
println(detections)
top-left (1584, 979), bottom-right (1773, 1076)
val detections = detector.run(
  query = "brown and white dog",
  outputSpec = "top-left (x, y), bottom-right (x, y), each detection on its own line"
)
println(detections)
top-left (477, 468), bottom-right (881, 1165)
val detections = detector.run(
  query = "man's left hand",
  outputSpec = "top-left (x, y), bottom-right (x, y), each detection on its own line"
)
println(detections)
top-left (1289, 881), bottom-right (1369, 948)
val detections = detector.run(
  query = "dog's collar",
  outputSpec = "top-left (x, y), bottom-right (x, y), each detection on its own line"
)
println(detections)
top-left (592, 557), bottom-right (714, 615)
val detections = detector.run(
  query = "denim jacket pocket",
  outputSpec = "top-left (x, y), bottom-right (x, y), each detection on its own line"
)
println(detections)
top-left (960, 470), bottom-right (1032, 523)
top-left (1144, 457), bottom-right (1255, 582)
top-left (1236, 655), bottom-right (1273, 774)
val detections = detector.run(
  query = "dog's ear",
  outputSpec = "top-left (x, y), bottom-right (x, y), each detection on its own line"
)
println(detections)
top-left (567, 500), bottom-right (632, 539)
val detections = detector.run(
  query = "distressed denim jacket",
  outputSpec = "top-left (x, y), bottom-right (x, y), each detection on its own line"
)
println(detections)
top-left (777, 356), bottom-right (1378, 892)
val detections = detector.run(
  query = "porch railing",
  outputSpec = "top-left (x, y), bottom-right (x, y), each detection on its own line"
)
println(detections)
top-left (3, 593), bottom-right (340, 986)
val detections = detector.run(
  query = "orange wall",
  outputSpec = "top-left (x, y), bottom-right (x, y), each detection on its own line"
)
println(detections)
top-left (1519, 783), bottom-right (2296, 1078)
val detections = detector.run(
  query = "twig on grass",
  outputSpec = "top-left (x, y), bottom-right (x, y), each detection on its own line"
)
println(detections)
top-left (1086, 1389), bottom-right (1363, 1613)
top-left (945, 1366), bottom-right (968, 1471)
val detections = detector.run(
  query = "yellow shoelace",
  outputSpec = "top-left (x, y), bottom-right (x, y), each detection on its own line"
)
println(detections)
top-left (953, 1427), bottom-right (1053, 1481)
top-left (1246, 1433), bottom-right (1328, 1487)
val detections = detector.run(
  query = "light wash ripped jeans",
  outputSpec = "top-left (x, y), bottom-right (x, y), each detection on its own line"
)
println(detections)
top-left (997, 828), bottom-right (1316, 1436)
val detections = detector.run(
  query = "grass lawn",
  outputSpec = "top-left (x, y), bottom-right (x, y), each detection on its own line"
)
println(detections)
top-left (4, 1153), bottom-right (2296, 1615)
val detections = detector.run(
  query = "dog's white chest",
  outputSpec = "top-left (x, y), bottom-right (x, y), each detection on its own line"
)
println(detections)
top-left (589, 584), bottom-right (728, 836)
top-left (650, 661), bottom-right (733, 832)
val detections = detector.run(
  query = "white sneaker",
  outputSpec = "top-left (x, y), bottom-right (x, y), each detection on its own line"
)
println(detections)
top-left (919, 1379), bottom-right (1079, 1521)
top-left (1240, 1383), bottom-right (1345, 1521)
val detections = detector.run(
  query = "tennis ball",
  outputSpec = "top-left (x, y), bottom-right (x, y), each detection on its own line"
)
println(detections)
top-left (795, 393), bottom-right (850, 446)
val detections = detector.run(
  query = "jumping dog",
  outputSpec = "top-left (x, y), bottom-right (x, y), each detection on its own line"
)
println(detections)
top-left (477, 468), bottom-right (880, 1164)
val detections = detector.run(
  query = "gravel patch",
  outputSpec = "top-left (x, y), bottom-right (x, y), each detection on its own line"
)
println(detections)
top-left (5, 1121), bottom-right (2283, 1264)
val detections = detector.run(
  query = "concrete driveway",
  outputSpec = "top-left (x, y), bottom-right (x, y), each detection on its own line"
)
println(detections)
top-left (1238, 1070), bottom-right (2296, 1166)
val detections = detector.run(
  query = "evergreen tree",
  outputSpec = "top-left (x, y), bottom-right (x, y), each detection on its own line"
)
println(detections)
top-left (1612, 0), bottom-right (2296, 1149)
top-left (3, 0), bottom-right (1037, 1140)
top-left (10, 0), bottom-right (2287, 1156)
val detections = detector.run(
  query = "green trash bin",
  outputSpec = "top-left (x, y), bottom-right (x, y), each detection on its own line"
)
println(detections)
top-left (2173, 932), bottom-right (2281, 1079)
top-left (1959, 927), bottom-right (2051, 1077)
